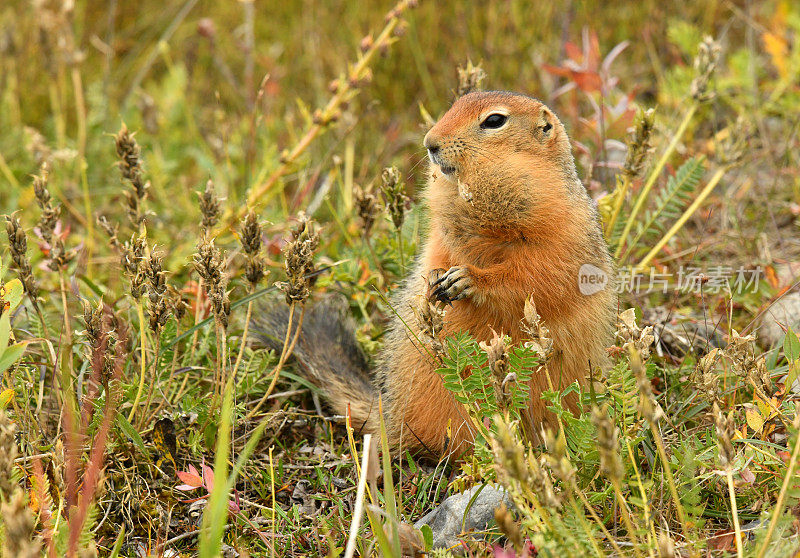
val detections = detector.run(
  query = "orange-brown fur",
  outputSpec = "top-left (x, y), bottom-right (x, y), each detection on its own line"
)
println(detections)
top-left (371, 91), bottom-right (616, 456)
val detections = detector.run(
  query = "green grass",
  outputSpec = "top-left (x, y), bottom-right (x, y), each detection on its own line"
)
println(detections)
top-left (1, 0), bottom-right (800, 555)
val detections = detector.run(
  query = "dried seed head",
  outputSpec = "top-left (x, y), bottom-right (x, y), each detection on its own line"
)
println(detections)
top-left (240, 212), bottom-right (266, 287)
top-left (101, 331), bottom-right (117, 386)
top-left (592, 405), bottom-right (624, 483)
top-left (693, 348), bottom-right (721, 402)
top-left (121, 232), bottom-right (147, 298)
top-left (725, 329), bottom-right (758, 379)
top-left (543, 428), bottom-right (576, 485)
top-left (713, 402), bottom-right (735, 468)
top-left (240, 212), bottom-right (262, 256)
top-left (193, 237), bottom-right (231, 328)
top-left (4, 215), bottom-right (39, 299)
top-left (719, 116), bottom-right (751, 167)
top-left (82, 298), bottom-right (104, 347)
top-left (46, 236), bottom-right (77, 271)
top-left (623, 108), bottom-right (655, 178)
top-left (115, 123), bottom-right (149, 226)
top-left (276, 214), bottom-right (320, 305)
top-left (380, 166), bottom-right (410, 230)
top-left (198, 180), bottom-right (221, 232)
top-left (32, 162), bottom-right (60, 246)
top-left (521, 296), bottom-right (552, 359)
top-left (527, 454), bottom-right (561, 510)
top-left (96, 214), bottom-right (120, 250)
top-left (456, 59), bottom-right (486, 97)
top-left (146, 249), bottom-right (169, 332)
top-left (193, 237), bottom-right (224, 289)
top-left (749, 355), bottom-right (773, 397)
top-left (690, 36), bottom-right (721, 102)
top-left (480, 330), bottom-right (508, 381)
top-left (0, 410), bottom-right (18, 498)
top-left (494, 504), bottom-right (522, 551)
top-left (480, 330), bottom-right (511, 408)
top-left (491, 417), bottom-right (529, 486)
top-left (616, 308), bottom-right (655, 360)
top-left (168, 285), bottom-right (189, 322)
top-left (353, 183), bottom-right (381, 237)
top-left (630, 348), bottom-right (664, 424)
top-left (0, 490), bottom-right (40, 558)
top-left (412, 291), bottom-right (445, 357)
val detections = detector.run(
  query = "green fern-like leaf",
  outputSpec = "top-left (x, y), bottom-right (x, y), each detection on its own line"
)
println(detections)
top-left (627, 156), bottom-right (706, 257)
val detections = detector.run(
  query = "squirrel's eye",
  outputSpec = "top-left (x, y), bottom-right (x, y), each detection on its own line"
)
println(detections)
top-left (480, 113), bottom-right (507, 129)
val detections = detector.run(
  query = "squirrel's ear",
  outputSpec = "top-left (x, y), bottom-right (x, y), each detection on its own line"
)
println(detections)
top-left (534, 109), bottom-right (555, 142)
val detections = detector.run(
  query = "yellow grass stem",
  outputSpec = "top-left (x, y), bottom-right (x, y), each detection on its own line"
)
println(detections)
top-left (345, 433), bottom-right (372, 558)
top-left (725, 469), bottom-right (744, 558)
top-left (571, 485), bottom-right (625, 557)
top-left (635, 166), bottom-right (725, 272)
top-left (616, 102), bottom-right (697, 259)
top-left (137, 335), bottom-right (161, 430)
top-left (756, 419), bottom-right (800, 558)
top-left (127, 300), bottom-right (148, 423)
top-left (611, 480), bottom-right (644, 558)
top-left (244, 304), bottom-right (305, 421)
top-left (649, 423), bottom-right (690, 543)
top-left (232, 299), bottom-right (254, 384)
top-left (604, 174), bottom-right (631, 239)
top-left (269, 445), bottom-right (276, 558)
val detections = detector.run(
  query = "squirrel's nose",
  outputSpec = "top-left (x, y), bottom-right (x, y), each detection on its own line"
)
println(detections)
top-left (423, 131), bottom-right (440, 155)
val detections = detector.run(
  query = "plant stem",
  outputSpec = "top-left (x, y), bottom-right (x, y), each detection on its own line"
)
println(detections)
top-left (756, 420), bottom-right (800, 558)
top-left (615, 102), bottom-right (697, 260)
top-left (571, 484), bottom-right (625, 557)
top-left (188, 277), bottom-right (204, 362)
top-left (232, 297), bottom-right (254, 385)
top-left (604, 174), bottom-right (631, 239)
top-left (567, 496), bottom-right (605, 557)
top-left (245, 303), bottom-right (305, 421)
top-left (726, 468), bottom-right (744, 558)
top-left (635, 166), bottom-right (725, 272)
top-left (127, 299), bottom-right (147, 423)
top-left (395, 226), bottom-right (405, 272)
top-left (648, 421), bottom-right (691, 544)
top-left (137, 334), bottom-right (161, 430)
top-left (611, 480), bottom-right (644, 558)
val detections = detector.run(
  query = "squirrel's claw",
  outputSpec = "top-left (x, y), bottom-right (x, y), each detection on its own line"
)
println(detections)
top-left (429, 266), bottom-right (475, 304)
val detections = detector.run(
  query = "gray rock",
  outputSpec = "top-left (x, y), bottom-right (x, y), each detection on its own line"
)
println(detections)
top-left (414, 484), bottom-right (511, 550)
top-left (758, 292), bottom-right (800, 348)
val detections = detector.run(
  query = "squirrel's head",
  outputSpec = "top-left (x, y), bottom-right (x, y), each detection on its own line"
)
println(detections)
top-left (423, 91), bottom-right (578, 195)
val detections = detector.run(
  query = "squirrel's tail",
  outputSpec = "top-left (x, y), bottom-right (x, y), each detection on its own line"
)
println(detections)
top-left (251, 294), bottom-right (378, 430)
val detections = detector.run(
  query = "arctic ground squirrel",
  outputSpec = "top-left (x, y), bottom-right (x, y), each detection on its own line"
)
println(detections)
top-left (256, 91), bottom-right (615, 457)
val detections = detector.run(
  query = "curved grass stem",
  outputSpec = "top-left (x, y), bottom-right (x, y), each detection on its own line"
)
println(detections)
top-left (615, 102), bottom-right (697, 260)
top-left (635, 166), bottom-right (725, 272)
top-left (126, 299), bottom-right (147, 424)
top-left (245, 303), bottom-right (305, 421)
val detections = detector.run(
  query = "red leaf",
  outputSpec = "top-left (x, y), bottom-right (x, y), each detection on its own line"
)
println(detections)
top-left (202, 463), bottom-right (215, 492)
top-left (564, 41), bottom-right (583, 63)
top-left (740, 467), bottom-right (756, 485)
top-left (176, 464), bottom-right (204, 489)
top-left (541, 64), bottom-right (571, 78)
top-left (708, 529), bottom-right (736, 551)
top-left (570, 70), bottom-right (603, 93)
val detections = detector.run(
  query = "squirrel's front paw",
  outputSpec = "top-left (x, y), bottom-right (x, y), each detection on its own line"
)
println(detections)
top-left (430, 266), bottom-right (475, 305)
